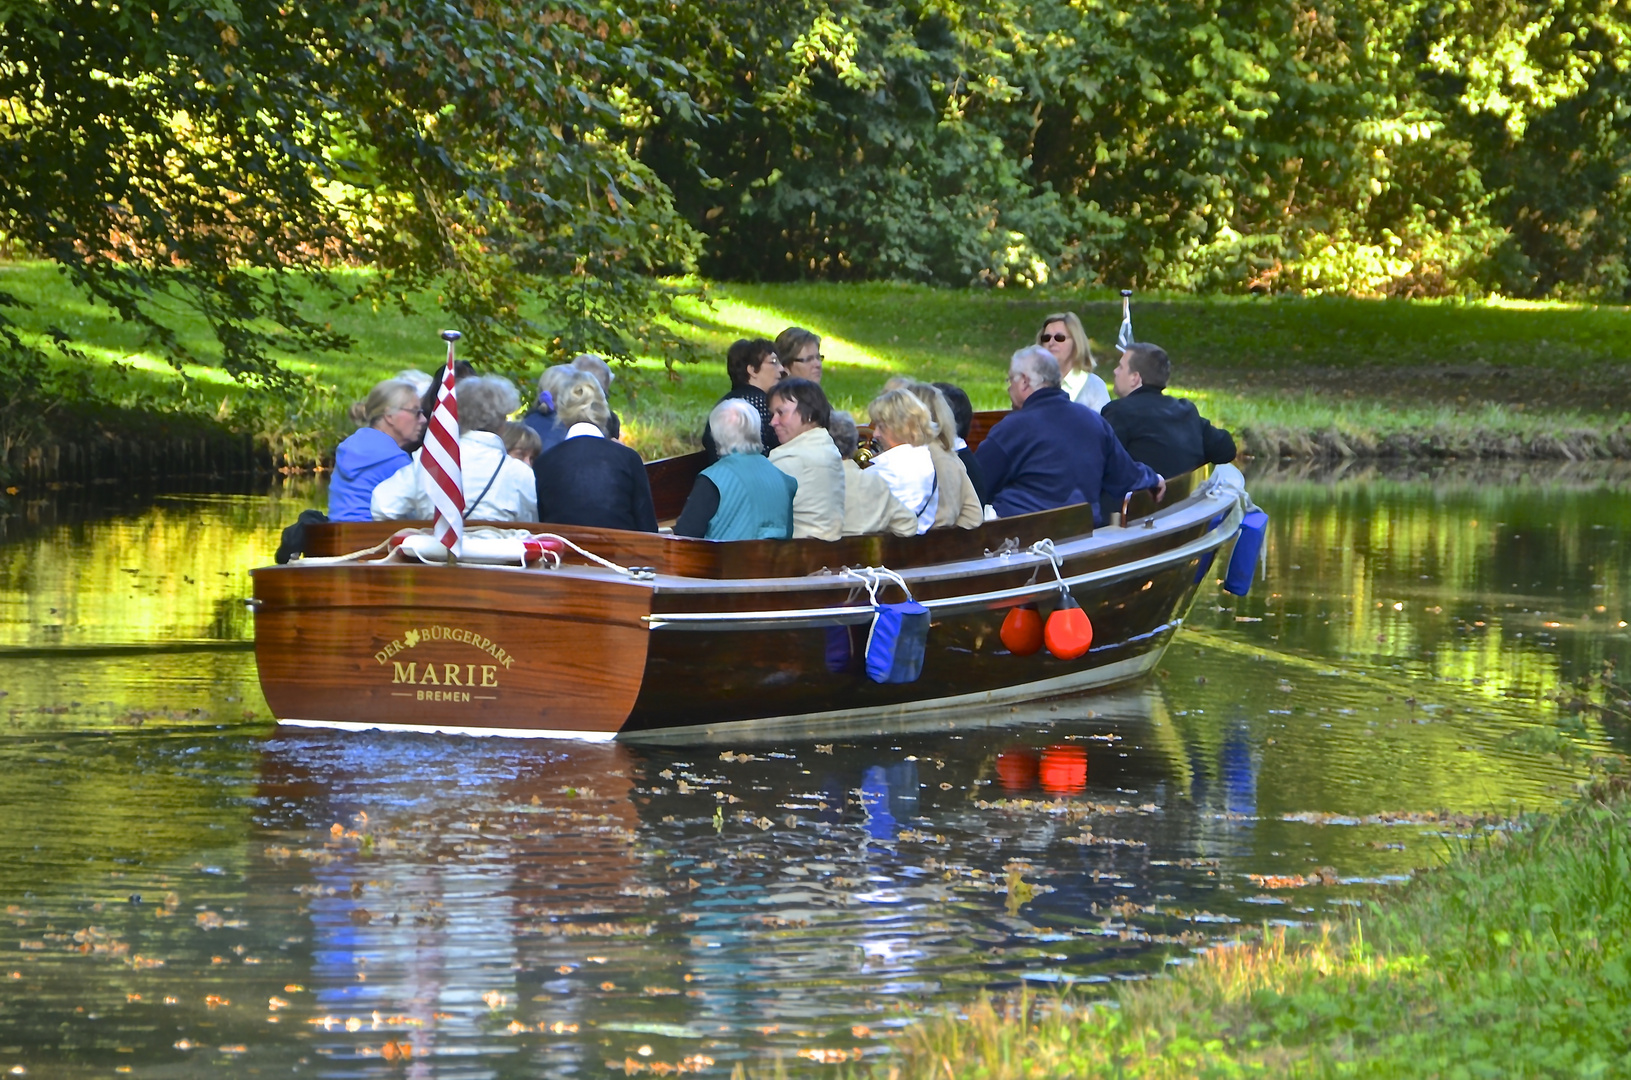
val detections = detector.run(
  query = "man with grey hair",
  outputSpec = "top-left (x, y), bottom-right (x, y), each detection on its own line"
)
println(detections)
top-left (370, 375), bottom-right (539, 522)
top-left (570, 354), bottom-right (622, 438)
top-left (975, 345), bottom-right (1164, 524)
top-left (673, 400), bottom-right (797, 540)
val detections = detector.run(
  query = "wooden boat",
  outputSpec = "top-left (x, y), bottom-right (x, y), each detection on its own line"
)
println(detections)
top-left (250, 412), bottom-right (1246, 742)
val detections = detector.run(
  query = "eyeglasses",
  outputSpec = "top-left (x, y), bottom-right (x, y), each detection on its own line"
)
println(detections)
top-left (1038, 333), bottom-right (1070, 344)
top-left (792, 354), bottom-right (825, 364)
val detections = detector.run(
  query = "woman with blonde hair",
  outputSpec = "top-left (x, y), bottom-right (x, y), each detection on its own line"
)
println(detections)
top-left (895, 380), bottom-right (982, 529)
top-left (328, 378), bottom-right (425, 521)
top-left (532, 376), bottom-right (657, 532)
top-left (864, 388), bottom-right (940, 534)
top-left (1037, 311), bottom-right (1109, 411)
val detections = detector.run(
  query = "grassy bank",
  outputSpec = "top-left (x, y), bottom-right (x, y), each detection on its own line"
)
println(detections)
top-left (885, 778), bottom-right (1631, 1079)
top-left (5, 261), bottom-right (1631, 471)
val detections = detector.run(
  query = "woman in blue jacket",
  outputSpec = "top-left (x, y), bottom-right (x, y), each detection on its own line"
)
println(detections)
top-left (327, 379), bottom-right (426, 522)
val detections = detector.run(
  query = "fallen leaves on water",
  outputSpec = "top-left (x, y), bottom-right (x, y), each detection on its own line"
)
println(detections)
top-left (481, 991), bottom-right (511, 1010)
top-left (814, 744), bottom-right (833, 754)
top-left (797, 1048), bottom-right (863, 1064)
top-left (719, 751), bottom-right (759, 763)
top-left (1247, 867), bottom-right (1339, 889)
top-left (618, 885), bottom-right (670, 898)
top-left (1004, 870), bottom-right (1037, 915)
top-left (610, 1053), bottom-right (715, 1074)
top-left (195, 912), bottom-right (222, 930)
top-left (203, 995), bottom-right (229, 1009)
top-left (380, 1040), bottom-right (413, 1061)
top-left (1064, 831), bottom-right (1147, 848)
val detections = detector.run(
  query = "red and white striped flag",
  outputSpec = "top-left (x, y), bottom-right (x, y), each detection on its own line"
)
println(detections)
top-left (422, 335), bottom-right (464, 558)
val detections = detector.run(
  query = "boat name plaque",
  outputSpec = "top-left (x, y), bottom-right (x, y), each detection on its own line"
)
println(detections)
top-left (374, 625), bottom-right (515, 705)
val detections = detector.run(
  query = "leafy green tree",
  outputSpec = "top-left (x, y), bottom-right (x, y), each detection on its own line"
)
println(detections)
top-left (0, 0), bottom-right (705, 405)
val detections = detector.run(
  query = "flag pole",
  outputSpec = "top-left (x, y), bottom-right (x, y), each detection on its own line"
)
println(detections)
top-left (1116, 289), bottom-right (1134, 357)
top-left (425, 330), bottom-right (466, 565)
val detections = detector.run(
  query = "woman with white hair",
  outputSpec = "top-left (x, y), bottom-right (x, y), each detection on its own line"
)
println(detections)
top-left (1036, 311), bottom-right (1109, 411)
top-left (674, 400), bottom-right (797, 540)
top-left (532, 377), bottom-right (657, 532)
top-left (371, 375), bottom-right (539, 521)
top-left (864, 388), bottom-right (940, 535)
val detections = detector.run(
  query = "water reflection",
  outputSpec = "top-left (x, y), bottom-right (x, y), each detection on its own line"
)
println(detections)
top-left (0, 465), bottom-right (1626, 1074)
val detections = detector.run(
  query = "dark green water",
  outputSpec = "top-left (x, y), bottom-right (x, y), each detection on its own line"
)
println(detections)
top-left (0, 465), bottom-right (1625, 1076)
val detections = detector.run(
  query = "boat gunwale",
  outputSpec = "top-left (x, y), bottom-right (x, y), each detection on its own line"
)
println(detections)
top-left (643, 500), bottom-right (1241, 630)
top-left (255, 480), bottom-right (1235, 601)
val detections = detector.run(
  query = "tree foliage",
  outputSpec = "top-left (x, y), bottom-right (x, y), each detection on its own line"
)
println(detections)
top-left (645, 0), bottom-right (1631, 299)
top-left (1, 0), bottom-right (1629, 409)
top-left (0, 0), bottom-right (704, 394)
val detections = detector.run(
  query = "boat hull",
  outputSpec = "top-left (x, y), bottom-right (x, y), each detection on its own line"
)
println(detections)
top-left (250, 474), bottom-right (1241, 741)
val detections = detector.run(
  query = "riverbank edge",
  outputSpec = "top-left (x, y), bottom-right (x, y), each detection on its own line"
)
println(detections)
top-left (878, 776), bottom-right (1631, 1079)
top-left (9, 404), bottom-right (1631, 486)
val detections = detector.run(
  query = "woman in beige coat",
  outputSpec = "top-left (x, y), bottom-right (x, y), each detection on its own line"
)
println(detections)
top-left (767, 378), bottom-right (846, 541)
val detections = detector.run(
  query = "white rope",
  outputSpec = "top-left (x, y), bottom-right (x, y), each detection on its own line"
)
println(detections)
top-left (841, 565), bottom-right (915, 605)
top-left (292, 536), bottom-right (396, 565)
top-left (528, 532), bottom-right (650, 579)
top-left (1029, 539), bottom-right (1071, 600)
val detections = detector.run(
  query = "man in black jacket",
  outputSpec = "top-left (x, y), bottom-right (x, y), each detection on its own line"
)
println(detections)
top-left (1102, 344), bottom-right (1236, 480)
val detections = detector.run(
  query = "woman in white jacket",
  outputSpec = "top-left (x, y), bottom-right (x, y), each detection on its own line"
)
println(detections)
top-left (1037, 311), bottom-right (1109, 412)
top-left (864, 389), bottom-right (940, 535)
top-left (370, 376), bottom-right (539, 522)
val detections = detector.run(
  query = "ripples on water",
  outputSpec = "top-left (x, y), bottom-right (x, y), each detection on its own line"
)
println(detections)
top-left (0, 464), bottom-right (1626, 1075)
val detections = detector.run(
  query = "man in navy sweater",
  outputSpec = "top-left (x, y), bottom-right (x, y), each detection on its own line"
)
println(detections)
top-left (1102, 343), bottom-right (1236, 480)
top-left (976, 346), bottom-right (1164, 525)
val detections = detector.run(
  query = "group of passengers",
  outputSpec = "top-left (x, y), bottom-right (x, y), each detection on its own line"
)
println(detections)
top-left (327, 312), bottom-right (1235, 541)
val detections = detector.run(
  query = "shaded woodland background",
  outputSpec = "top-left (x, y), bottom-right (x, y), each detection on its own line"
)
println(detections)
top-left (2, 0), bottom-right (1629, 464)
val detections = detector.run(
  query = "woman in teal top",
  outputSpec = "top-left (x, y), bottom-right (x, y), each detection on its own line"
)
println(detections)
top-left (674, 400), bottom-right (797, 540)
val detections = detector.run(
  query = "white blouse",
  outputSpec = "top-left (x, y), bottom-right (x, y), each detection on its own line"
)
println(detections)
top-left (868, 443), bottom-right (938, 535)
top-left (370, 430), bottom-right (538, 522)
top-left (1061, 368), bottom-right (1110, 412)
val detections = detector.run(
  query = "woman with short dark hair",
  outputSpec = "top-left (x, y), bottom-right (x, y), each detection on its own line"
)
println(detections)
top-left (701, 338), bottom-right (784, 456)
top-left (766, 378), bottom-right (844, 541)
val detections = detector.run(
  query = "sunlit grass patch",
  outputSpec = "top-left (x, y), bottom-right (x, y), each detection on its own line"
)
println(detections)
top-left (7, 261), bottom-right (1631, 465)
top-left (881, 779), bottom-right (1631, 1079)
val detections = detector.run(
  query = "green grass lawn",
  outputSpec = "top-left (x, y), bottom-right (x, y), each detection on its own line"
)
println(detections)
top-left (7, 261), bottom-right (1631, 462)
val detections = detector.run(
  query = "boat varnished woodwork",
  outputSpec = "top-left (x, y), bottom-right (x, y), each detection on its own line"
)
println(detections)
top-left (253, 565), bottom-right (651, 736)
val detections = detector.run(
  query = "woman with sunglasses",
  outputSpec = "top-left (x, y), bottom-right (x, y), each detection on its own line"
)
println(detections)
top-left (1036, 312), bottom-right (1109, 412)
top-left (327, 378), bottom-right (427, 521)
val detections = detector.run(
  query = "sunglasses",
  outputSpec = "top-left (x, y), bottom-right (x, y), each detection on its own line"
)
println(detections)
top-left (1038, 333), bottom-right (1070, 344)
top-left (792, 354), bottom-right (825, 364)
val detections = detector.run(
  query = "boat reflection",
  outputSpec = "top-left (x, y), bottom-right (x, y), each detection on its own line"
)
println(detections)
top-left (241, 685), bottom-right (1251, 1070)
